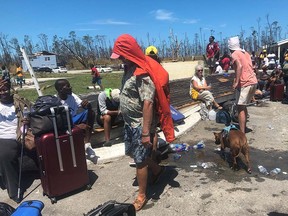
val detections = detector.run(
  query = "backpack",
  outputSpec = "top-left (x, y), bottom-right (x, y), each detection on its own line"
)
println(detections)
top-left (216, 110), bottom-right (231, 125)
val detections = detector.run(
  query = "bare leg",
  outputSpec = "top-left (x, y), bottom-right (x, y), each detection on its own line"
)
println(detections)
top-left (237, 105), bottom-right (247, 133)
top-left (136, 164), bottom-right (148, 200)
top-left (102, 115), bottom-right (112, 141)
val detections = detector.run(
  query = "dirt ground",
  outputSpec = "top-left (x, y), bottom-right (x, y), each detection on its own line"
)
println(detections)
top-left (1, 98), bottom-right (288, 216)
top-left (1, 61), bottom-right (288, 215)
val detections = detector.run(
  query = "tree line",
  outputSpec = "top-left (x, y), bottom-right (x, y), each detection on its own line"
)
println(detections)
top-left (0, 14), bottom-right (286, 70)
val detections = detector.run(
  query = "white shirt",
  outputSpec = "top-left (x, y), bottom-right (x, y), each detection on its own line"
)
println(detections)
top-left (0, 103), bottom-right (17, 139)
top-left (189, 76), bottom-right (205, 96)
top-left (215, 65), bottom-right (223, 74)
top-left (57, 93), bottom-right (82, 116)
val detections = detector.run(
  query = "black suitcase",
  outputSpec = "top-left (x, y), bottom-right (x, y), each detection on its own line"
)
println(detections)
top-left (84, 200), bottom-right (136, 216)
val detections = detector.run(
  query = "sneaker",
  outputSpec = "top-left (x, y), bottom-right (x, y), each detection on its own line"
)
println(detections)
top-left (103, 140), bottom-right (112, 147)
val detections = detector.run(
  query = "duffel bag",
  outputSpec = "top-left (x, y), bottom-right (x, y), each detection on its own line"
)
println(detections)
top-left (84, 200), bottom-right (135, 216)
top-left (32, 95), bottom-right (61, 115)
top-left (12, 200), bottom-right (44, 216)
top-left (29, 106), bottom-right (71, 136)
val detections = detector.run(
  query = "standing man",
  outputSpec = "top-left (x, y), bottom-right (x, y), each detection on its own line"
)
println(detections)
top-left (228, 36), bottom-right (257, 133)
top-left (111, 34), bottom-right (174, 211)
top-left (206, 36), bottom-right (220, 75)
top-left (96, 88), bottom-right (121, 147)
top-left (15, 64), bottom-right (24, 88)
top-left (90, 64), bottom-right (104, 91)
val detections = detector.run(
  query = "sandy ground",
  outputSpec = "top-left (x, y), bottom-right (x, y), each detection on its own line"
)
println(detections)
top-left (2, 61), bottom-right (288, 215)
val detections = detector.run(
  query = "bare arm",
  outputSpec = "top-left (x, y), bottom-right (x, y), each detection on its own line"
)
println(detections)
top-left (192, 79), bottom-right (211, 91)
top-left (233, 59), bottom-right (243, 89)
top-left (141, 99), bottom-right (153, 148)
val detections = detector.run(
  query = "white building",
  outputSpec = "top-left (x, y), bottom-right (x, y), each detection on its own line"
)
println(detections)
top-left (21, 51), bottom-right (57, 71)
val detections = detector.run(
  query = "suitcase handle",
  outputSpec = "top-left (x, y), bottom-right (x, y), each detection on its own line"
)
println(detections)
top-left (50, 106), bottom-right (64, 171)
top-left (50, 106), bottom-right (77, 171)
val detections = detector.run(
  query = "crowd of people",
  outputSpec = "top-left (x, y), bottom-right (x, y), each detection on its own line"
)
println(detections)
top-left (1, 34), bottom-right (288, 212)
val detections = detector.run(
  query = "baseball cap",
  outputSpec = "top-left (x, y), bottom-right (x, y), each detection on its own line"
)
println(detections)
top-left (111, 89), bottom-right (120, 102)
top-left (145, 46), bottom-right (158, 56)
top-left (110, 53), bottom-right (120, 59)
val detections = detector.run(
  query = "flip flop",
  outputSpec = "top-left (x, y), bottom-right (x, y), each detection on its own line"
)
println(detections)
top-left (133, 197), bottom-right (147, 211)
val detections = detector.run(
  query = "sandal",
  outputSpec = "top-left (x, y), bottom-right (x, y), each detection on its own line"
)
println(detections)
top-left (133, 197), bottom-right (148, 211)
top-left (151, 166), bottom-right (166, 185)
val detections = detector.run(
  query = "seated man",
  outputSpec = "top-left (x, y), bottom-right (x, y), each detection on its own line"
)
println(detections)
top-left (96, 88), bottom-right (121, 147)
top-left (54, 79), bottom-right (97, 164)
top-left (0, 79), bottom-right (36, 203)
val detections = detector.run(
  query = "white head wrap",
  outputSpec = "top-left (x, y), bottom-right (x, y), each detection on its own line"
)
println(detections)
top-left (228, 36), bottom-right (245, 52)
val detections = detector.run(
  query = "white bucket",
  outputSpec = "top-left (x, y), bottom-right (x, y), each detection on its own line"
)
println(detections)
top-left (208, 110), bottom-right (216, 121)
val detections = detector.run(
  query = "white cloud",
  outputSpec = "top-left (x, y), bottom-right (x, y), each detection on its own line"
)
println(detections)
top-left (152, 9), bottom-right (176, 21)
top-left (219, 23), bottom-right (227, 28)
top-left (183, 19), bottom-right (199, 24)
top-left (78, 19), bottom-right (131, 25)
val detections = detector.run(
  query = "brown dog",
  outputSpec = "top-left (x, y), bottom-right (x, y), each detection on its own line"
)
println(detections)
top-left (213, 129), bottom-right (252, 174)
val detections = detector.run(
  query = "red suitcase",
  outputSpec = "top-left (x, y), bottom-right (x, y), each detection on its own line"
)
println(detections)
top-left (35, 106), bottom-right (91, 204)
top-left (270, 83), bottom-right (284, 101)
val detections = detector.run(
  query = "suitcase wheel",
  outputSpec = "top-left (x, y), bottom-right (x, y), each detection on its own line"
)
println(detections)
top-left (86, 184), bottom-right (92, 190)
top-left (50, 197), bottom-right (57, 204)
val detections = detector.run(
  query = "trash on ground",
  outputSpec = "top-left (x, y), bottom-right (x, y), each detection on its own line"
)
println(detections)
top-left (170, 143), bottom-right (189, 152)
top-left (197, 162), bottom-right (217, 169)
top-left (173, 153), bottom-right (182, 161)
top-left (190, 165), bottom-right (197, 168)
top-left (257, 165), bottom-right (269, 175)
top-left (270, 168), bottom-right (281, 176)
top-left (193, 140), bottom-right (205, 149)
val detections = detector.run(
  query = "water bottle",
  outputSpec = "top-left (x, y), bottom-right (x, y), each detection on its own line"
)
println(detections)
top-left (270, 168), bottom-right (281, 176)
top-left (198, 162), bottom-right (217, 169)
top-left (22, 106), bottom-right (30, 132)
top-left (193, 140), bottom-right (205, 149)
top-left (170, 143), bottom-right (189, 152)
top-left (23, 106), bottom-right (29, 118)
top-left (258, 165), bottom-right (269, 175)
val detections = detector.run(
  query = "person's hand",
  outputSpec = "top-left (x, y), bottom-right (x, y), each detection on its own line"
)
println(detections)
top-left (232, 82), bottom-right (238, 90)
top-left (142, 136), bottom-right (152, 148)
top-left (81, 100), bottom-right (91, 109)
top-left (206, 86), bottom-right (212, 90)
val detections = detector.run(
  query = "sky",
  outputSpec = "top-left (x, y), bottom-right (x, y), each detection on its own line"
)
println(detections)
top-left (1, 0), bottom-right (288, 47)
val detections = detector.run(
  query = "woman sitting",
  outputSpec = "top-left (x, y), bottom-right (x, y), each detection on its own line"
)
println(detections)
top-left (189, 64), bottom-right (222, 110)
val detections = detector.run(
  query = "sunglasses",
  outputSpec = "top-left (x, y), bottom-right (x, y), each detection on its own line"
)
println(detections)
top-left (197, 69), bottom-right (203, 72)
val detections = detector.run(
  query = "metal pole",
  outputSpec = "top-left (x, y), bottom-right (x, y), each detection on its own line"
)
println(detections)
top-left (20, 47), bottom-right (43, 96)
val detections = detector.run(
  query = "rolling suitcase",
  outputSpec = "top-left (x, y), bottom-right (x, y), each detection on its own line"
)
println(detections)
top-left (270, 83), bottom-right (284, 101)
top-left (35, 106), bottom-right (91, 204)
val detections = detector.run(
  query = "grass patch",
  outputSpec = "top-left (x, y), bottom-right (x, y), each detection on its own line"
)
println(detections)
top-left (15, 72), bottom-right (123, 102)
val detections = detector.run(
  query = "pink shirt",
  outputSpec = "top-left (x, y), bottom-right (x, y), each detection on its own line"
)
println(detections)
top-left (231, 50), bottom-right (257, 87)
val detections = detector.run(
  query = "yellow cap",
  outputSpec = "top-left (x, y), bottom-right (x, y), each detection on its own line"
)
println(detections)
top-left (145, 46), bottom-right (158, 55)
top-left (263, 49), bottom-right (267, 52)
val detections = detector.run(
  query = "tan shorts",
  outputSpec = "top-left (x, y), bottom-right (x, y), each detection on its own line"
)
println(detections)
top-left (235, 84), bottom-right (257, 105)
